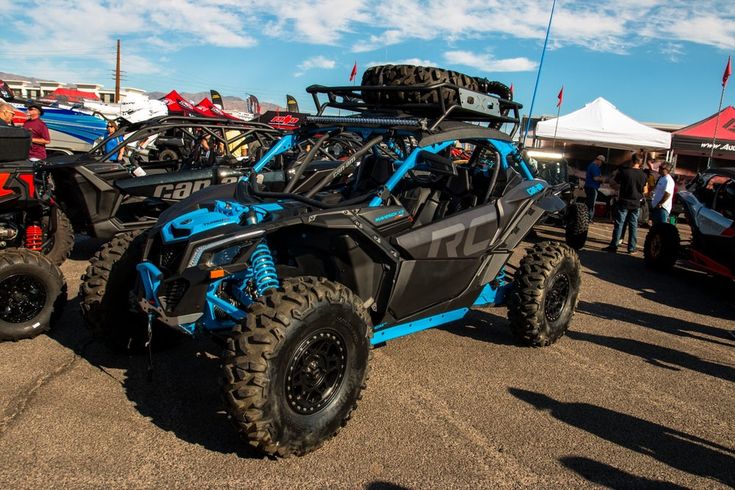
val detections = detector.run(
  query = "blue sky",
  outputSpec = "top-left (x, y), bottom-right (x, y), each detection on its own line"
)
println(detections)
top-left (1, 0), bottom-right (734, 124)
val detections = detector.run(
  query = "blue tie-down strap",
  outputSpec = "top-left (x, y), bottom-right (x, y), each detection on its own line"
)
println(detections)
top-left (136, 261), bottom-right (163, 307)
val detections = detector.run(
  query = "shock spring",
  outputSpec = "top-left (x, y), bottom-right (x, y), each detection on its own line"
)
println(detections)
top-left (25, 225), bottom-right (43, 252)
top-left (251, 240), bottom-right (279, 296)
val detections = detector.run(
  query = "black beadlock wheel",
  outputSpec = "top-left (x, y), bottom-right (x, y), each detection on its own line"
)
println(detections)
top-left (507, 241), bottom-right (581, 347)
top-left (0, 249), bottom-right (66, 341)
top-left (644, 223), bottom-right (680, 271)
top-left (565, 202), bottom-right (590, 250)
top-left (79, 231), bottom-right (181, 352)
top-left (221, 276), bottom-right (372, 457)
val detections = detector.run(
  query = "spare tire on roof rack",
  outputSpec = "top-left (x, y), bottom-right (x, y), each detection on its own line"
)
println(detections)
top-left (361, 65), bottom-right (480, 107)
top-left (360, 64), bottom-right (514, 128)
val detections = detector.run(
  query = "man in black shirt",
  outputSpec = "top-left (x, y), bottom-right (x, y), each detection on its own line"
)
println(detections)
top-left (603, 155), bottom-right (647, 253)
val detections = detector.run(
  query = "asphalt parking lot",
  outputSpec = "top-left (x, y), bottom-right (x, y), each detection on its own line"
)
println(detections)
top-left (0, 222), bottom-right (733, 488)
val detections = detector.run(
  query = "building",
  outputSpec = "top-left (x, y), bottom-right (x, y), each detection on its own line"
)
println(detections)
top-left (3, 79), bottom-right (146, 102)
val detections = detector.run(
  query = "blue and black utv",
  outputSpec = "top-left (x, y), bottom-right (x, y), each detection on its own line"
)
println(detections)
top-left (80, 65), bottom-right (582, 457)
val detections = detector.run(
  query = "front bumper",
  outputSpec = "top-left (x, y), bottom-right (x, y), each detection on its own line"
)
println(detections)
top-left (136, 261), bottom-right (204, 334)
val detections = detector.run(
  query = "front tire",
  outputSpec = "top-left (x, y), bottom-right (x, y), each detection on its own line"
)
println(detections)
top-left (508, 242), bottom-right (581, 346)
top-left (644, 223), bottom-right (679, 271)
top-left (221, 276), bottom-right (372, 457)
top-left (0, 250), bottom-right (66, 341)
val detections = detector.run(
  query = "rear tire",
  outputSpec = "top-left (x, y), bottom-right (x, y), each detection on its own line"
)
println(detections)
top-left (221, 276), bottom-right (372, 457)
top-left (564, 202), bottom-right (589, 250)
top-left (0, 250), bottom-right (66, 341)
top-left (43, 207), bottom-right (74, 266)
top-left (644, 223), bottom-right (679, 271)
top-left (508, 242), bottom-right (581, 346)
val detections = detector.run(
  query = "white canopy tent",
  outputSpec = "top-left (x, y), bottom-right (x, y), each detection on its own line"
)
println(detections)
top-left (534, 97), bottom-right (671, 150)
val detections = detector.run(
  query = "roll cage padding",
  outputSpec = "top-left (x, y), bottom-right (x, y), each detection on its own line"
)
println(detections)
top-left (418, 123), bottom-right (511, 147)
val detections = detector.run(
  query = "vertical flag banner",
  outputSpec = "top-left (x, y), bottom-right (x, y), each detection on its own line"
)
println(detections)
top-left (723, 56), bottom-right (732, 87)
top-left (709, 56), bottom-right (732, 167)
top-left (556, 86), bottom-right (564, 108)
top-left (210, 90), bottom-right (224, 109)
top-left (509, 83), bottom-right (514, 98)
top-left (349, 62), bottom-right (358, 82)
top-left (286, 95), bottom-right (300, 113)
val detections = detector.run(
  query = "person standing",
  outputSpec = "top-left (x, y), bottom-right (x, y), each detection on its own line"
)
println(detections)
top-left (22, 104), bottom-right (50, 161)
top-left (603, 157), bottom-right (646, 254)
top-left (584, 155), bottom-right (606, 221)
top-left (0, 101), bottom-right (16, 126)
top-left (651, 162), bottom-right (675, 224)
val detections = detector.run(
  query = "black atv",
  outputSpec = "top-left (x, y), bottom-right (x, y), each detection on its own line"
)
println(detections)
top-left (45, 115), bottom-right (363, 242)
top-left (80, 65), bottom-right (582, 457)
top-left (644, 168), bottom-right (735, 280)
top-left (0, 127), bottom-right (67, 340)
top-left (42, 116), bottom-right (282, 241)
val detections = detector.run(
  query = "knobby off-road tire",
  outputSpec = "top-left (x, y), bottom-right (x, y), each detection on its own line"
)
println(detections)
top-left (43, 206), bottom-right (75, 266)
top-left (80, 231), bottom-right (182, 352)
top-left (565, 202), bottom-right (589, 250)
top-left (644, 223), bottom-right (679, 271)
top-left (222, 276), bottom-right (372, 457)
top-left (361, 64), bottom-right (480, 108)
top-left (0, 249), bottom-right (66, 341)
top-left (508, 241), bottom-right (581, 346)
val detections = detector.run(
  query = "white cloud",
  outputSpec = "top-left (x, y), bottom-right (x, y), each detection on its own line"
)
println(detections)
top-left (263, 0), bottom-right (369, 44)
top-left (366, 58), bottom-right (436, 68)
top-left (5, 0), bottom-right (735, 88)
top-left (294, 55), bottom-right (337, 76)
top-left (444, 51), bottom-right (537, 72)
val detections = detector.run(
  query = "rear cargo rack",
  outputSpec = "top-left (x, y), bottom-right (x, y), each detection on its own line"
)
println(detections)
top-left (306, 82), bottom-right (522, 136)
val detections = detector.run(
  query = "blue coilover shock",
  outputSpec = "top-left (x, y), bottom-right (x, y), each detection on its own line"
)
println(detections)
top-left (251, 240), bottom-right (279, 296)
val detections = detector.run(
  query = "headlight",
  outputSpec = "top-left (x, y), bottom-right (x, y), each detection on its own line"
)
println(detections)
top-left (187, 229), bottom-right (265, 268)
top-left (207, 245), bottom-right (246, 267)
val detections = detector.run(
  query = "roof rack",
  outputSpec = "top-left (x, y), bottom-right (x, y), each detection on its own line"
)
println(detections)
top-left (306, 82), bottom-right (522, 136)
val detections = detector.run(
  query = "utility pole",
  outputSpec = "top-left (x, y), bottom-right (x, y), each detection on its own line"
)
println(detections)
top-left (115, 39), bottom-right (121, 103)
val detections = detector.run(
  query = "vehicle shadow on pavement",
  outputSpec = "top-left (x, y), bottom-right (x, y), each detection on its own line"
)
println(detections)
top-left (578, 300), bottom-right (735, 348)
top-left (69, 236), bottom-right (106, 262)
top-left (48, 301), bottom-right (262, 458)
top-left (509, 388), bottom-right (735, 487)
top-left (365, 482), bottom-right (411, 490)
top-left (578, 250), bottom-right (735, 321)
top-left (565, 329), bottom-right (735, 383)
top-left (119, 337), bottom-right (263, 459)
top-left (559, 456), bottom-right (688, 489)
top-left (439, 310), bottom-right (518, 346)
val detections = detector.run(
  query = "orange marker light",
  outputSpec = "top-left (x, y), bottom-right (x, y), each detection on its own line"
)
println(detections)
top-left (210, 269), bottom-right (226, 279)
